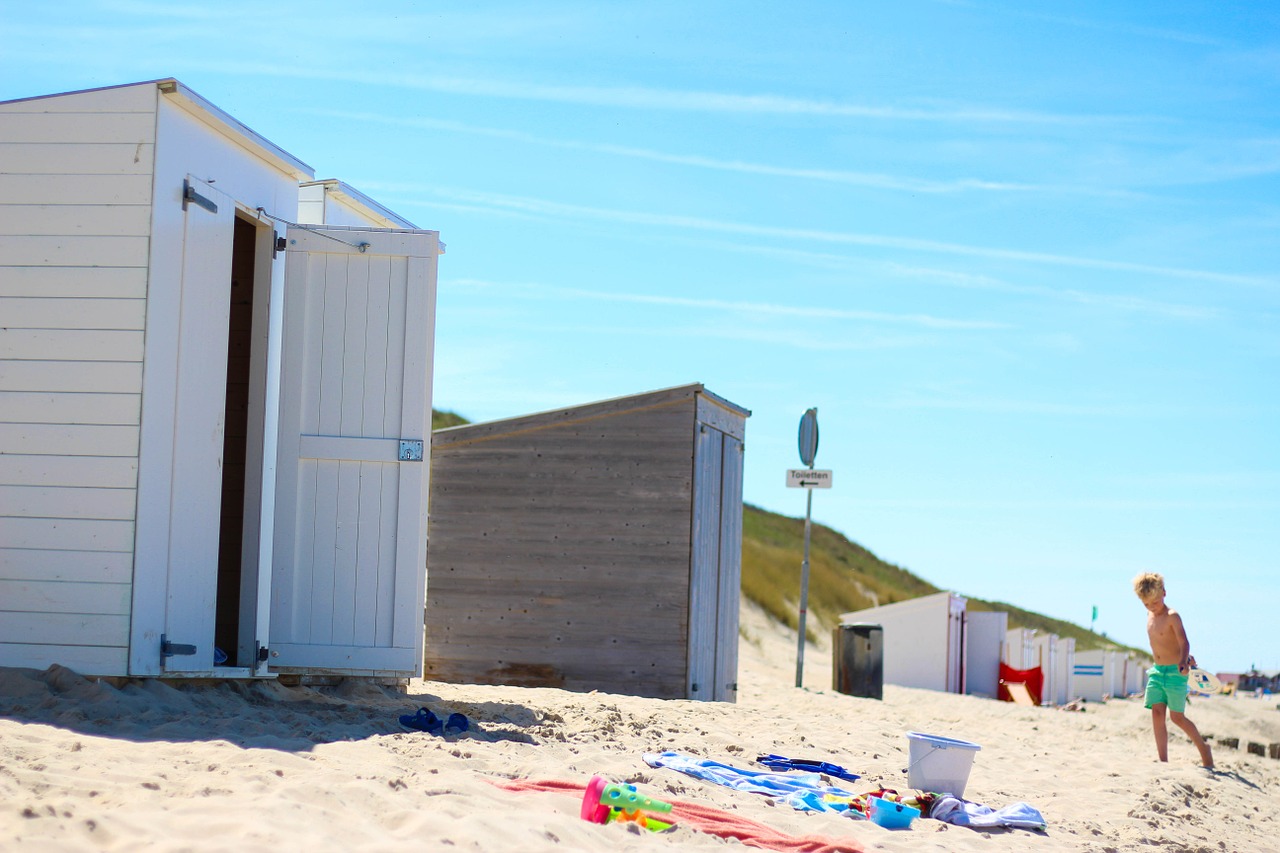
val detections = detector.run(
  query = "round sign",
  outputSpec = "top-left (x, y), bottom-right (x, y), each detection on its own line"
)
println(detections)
top-left (798, 408), bottom-right (819, 467)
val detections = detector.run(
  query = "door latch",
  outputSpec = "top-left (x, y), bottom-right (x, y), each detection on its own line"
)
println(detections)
top-left (160, 634), bottom-right (196, 658)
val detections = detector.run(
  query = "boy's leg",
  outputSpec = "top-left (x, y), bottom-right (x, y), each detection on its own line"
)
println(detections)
top-left (1169, 711), bottom-right (1214, 768)
top-left (1150, 704), bottom-right (1169, 762)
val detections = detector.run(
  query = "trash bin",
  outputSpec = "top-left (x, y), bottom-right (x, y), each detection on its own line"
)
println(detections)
top-left (832, 623), bottom-right (883, 699)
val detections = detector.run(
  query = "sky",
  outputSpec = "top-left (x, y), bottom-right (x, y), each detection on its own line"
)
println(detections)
top-left (2, 1), bottom-right (1276, 674)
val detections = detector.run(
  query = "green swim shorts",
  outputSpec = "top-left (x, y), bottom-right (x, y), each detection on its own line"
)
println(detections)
top-left (1144, 664), bottom-right (1188, 713)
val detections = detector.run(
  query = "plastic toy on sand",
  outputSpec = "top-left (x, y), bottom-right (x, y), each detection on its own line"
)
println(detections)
top-left (580, 776), bottom-right (676, 831)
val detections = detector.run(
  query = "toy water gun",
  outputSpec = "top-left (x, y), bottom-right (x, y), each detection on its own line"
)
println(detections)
top-left (580, 775), bottom-right (676, 831)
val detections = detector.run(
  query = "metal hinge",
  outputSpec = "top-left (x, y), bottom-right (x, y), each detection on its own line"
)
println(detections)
top-left (182, 179), bottom-right (218, 214)
top-left (255, 642), bottom-right (269, 664)
top-left (160, 634), bottom-right (196, 660)
top-left (398, 439), bottom-right (424, 462)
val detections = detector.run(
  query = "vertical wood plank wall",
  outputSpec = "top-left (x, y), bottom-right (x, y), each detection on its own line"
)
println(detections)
top-left (426, 391), bottom-right (699, 697)
top-left (0, 86), bottom-right (157, 673)
top-left (425, 386), bottom-right (748, 700)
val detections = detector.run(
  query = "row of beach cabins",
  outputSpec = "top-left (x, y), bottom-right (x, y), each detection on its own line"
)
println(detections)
top-left (841, 591), bottom-right (1151, 705)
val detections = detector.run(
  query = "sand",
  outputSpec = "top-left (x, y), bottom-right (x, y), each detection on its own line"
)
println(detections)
top-left (3, 600), bottom-right (1278, 853)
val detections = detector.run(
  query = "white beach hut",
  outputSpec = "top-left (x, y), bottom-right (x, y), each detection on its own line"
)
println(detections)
top-left (1003, 626), bottom-right (1036, 669)
top-left (964, 609), bottom-right (1007, 699)
top-left (840, 591), bottom-right (968, 693)
top-left (1073, 649), bottom-right (1120, 702)
top-left (1053, 636), bottom-right (1076, 705)
top-left (1030, 632), bottom-right (1059, 706)
top-left (0, 80), bottom-right (441, 680)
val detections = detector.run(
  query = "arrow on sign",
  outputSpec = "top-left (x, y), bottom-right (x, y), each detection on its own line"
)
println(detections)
top-left (786, 469), bottom-right (833, 489)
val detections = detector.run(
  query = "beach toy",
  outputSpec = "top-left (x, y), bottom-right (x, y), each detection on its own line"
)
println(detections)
top-left (869, 797), bottom-right (919, 829)
top-left (1189, 669), bottom-right (1222, 696)
top-left (580, 776), bottom-right (675, 831)
top-left (905, 732), bottom-right (981, 797)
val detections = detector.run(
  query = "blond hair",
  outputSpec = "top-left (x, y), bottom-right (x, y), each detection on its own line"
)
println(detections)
top-left (1133, 571), bottom-right (1165, 601)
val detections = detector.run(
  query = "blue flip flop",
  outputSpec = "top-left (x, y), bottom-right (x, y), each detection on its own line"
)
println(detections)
top-left (399, 707), bottom-right (443, 734)
top-left (444, 712), bottom-right (469, 735)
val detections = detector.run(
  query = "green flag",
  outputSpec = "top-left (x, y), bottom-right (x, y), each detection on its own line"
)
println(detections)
top-left (1091, 606), bottom-right (1098, 621)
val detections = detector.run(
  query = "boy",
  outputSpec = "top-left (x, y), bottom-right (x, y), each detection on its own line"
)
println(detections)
top-left (1132, 572), bottom-right (1213, 769)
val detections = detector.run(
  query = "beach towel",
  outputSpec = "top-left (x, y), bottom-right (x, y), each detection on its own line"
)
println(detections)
top-left (927, 795), bottom-right (1047, 831)
top-left (490, 778), bottom-right (865, 853)
top-left (643, 751), bottom-right (858, 813)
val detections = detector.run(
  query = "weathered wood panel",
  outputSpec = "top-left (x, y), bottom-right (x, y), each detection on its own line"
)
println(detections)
top-left (0, 485), bottom-right (136, 520)
top-left (0, 454), bottom-right (138, 488)
top-left (0, 204), bottom-right (151, 237)
top-left (0, 611), bottom-right (129, 647)
top-left (0, 579), bottom-right (131, 615)
top-left (0, 391), bottom-right (140, 425)
top-left (0, 111), bottom-right (156, 144)
top-left (0, 266), bottom-right (147, 299)
top-left (0, 174), bottom-right (153, 206)
top-left (0, 143), bottom-right (155, 175)
top-left (0, 296), bottom-right (146, 330)
top-left (0, 329), bottom-right (144, 361)
top-left (0, 360), bottom-right (143, 394)
top-left (0, 642), bottom-right (127, 674)
top-left (0, 236), bottom-right (149, 267)
top-left (0, 548), bottom-right (132, 584)
top-left (426, 389), bottom-right (698, 698)
top-left (0, 83), bottom-right (157, 113)
top-left (0, 517), bottom-right (134, 552)
top-left (0, 424), bottom-right (139, 457)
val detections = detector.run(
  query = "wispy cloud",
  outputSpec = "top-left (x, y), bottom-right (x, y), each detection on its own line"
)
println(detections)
top-left (213, 61), bottom-right (1135, 126)
top-left (450, 277), bottom-right (1008, 330)
top-left (389, 186), bottom-right (1280, 291)
top-left (884, 263), bottom-right (1223, 319)
top-left (307, 108), bottom-right (1130, 197)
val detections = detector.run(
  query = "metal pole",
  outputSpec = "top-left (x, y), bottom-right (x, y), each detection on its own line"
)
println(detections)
top-left (795, 486), bottom-right (813, 688)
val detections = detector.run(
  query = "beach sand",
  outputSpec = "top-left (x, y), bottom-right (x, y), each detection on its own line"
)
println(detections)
top-left (3, 600), bottom-right (1278, 852)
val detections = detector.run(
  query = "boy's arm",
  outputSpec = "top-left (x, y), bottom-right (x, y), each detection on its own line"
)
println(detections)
top-left (1170, 611), bottom-right (1192, 674)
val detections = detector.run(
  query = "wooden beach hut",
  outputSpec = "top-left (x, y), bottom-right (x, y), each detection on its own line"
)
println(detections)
top-left (424, 385), bottom-right (749, 701)
top-left (0, 80), bottom-right (441, 680)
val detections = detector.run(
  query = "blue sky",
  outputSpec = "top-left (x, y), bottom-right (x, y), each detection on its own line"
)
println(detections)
top-left (3, 1), bottom-right (1276, 673)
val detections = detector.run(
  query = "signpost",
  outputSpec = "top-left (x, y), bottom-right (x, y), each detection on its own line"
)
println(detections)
top-left (790, 407), bottom-right (829, 689)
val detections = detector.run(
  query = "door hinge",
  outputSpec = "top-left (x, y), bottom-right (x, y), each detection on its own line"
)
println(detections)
top-left (182, 179), bottom-right (218, 214)
top-left (398, 439), bottom-right (424, 462)
top-left (160, 634), bottom-right (197, 660)
top-left (256, 643), bottom-right (270, 664)
top-left (273, 232), bottom-right (286, 258)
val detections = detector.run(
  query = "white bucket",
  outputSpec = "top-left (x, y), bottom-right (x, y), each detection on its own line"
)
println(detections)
top-left (906, 732), bottom-right (981, 796)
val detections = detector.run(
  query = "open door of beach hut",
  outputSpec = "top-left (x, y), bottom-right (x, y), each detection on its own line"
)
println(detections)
top-left (267, 225), bottom-right (438, 677)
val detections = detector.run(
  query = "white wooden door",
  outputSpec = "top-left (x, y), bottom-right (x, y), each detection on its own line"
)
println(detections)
top-left (136, 176), bottom-right (235, 675)
top-left (270, 225), bottom-right (437, 676)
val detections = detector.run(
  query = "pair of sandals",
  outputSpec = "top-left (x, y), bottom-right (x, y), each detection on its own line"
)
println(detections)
top-left (399, 707), bottom-right (470, 735)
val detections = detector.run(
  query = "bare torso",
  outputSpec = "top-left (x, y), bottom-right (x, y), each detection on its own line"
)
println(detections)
top-left (1146, 604), bottom-right (1189, 669)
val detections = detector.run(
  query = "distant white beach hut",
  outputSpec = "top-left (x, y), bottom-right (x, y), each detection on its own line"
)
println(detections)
top-left (1030, 633), bottom-right (1059, 706)
top-left (0, 80), bottom-right (441, 680)
top-left (1073, 649), bottom-right (1122, 702)
top-left (840, 591), bottom-right (968, 693)
top-left (964, 609), bottom-right (1007, 699)
top-left (1053, 636), bottom-right (1076, 705)
top-left (1004, 627), bottom-right (1036, 669)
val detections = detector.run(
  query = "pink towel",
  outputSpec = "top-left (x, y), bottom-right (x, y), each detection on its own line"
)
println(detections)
top-left (490, 778), bottom-right (864, 853)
